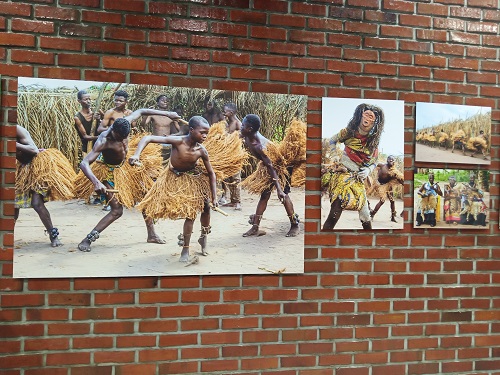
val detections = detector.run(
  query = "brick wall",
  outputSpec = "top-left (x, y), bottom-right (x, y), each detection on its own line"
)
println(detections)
top-left (1, 1), bottom-right (499, 374)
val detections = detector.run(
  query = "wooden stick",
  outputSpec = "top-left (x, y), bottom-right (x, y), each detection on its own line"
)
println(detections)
top-left (210, 205), bottom-right (228, 216)
top-left (86, 82), bottom-right (108, 153)
top-left (106, 189), bottom-right (119, 193)
top-left (178, 118), bottom-right (189, 125)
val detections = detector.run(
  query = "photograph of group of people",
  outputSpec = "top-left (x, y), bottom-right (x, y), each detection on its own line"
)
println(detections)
top-left (321, 99), bottom-right (492, 232)
top-left (413, 102), bottom-right (491, 230)
top-left (415, 102), bottom-right (491, 165)
top-left (13, 77), bottom-right (307, 278)
top-left (413, 169), bottom-right (489, 229)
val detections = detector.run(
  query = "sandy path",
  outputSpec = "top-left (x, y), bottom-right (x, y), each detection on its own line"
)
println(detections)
top-left (415, 143), bottom-right (490, 165)
top-left (320, 194), bottom-right (405, 231)
top-left (13, 189), bottom-right (305, 278)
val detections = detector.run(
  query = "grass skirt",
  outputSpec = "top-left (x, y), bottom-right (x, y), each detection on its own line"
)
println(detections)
top-left (466, 137), bottom-right (487, 151)
top-left (368, 179), bottom-right (401, 202)
top-left (242, 118), bottom-right (307, 195)
top-left (16, 148), bottom-right (76, 202)
top-left (241, 141), bottom-right (289, 195)
top-left (201, 121), bottom-right (248, 181)
top-left (74, 134), bottom-right (162, 208)
top-left (138, 166), bottom-right (210, 221)
top-left (322, 170), bottom-right (366, 211)
top-left (137, 122), bottom-right (246, 220)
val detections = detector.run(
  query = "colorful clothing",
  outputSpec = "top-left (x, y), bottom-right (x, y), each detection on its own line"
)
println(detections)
top-left (331, 128), bottom-right (378, 167)
top-left (443, 183), bottom-right (461, 223)
top-left (417, 182), bottom-right (439, 214)
top-left (324, 170), bottom-right (366, 211)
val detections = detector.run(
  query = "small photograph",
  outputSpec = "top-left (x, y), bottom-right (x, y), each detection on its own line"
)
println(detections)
top-left (415, 102), bottom-right (491, 165)
top-left (13, 77), bottom-right (307, 278)
top-left (321, 98), bottom-right (405, 231)
top-left (413, 168), bottom-right (489, 229)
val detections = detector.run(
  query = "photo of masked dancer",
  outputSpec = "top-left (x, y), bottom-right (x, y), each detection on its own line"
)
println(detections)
top-left (321, 98), bottom-right (404, 230)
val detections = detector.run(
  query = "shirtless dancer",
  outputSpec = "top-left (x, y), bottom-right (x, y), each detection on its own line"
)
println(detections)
top-left (202, 99), bottom-right (225, 126)
top-left (129, 116), bottom-right (218, 262)
top-left (97, 90), bottom-right (133, 134)
top-left (15, 126), bottom-right (70, 247)
top-left (141, 94), bottom-right (181, 162)
top-left (368, 155), bottom-right (404, 222)
top-left (77, 108), bottom-right (180, 252)
top-left (241, 114), bottom-right (300, 238)
top-left (219, 102), bottom-right (242, 210)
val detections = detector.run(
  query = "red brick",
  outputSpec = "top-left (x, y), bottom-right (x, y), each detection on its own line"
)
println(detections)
top-left (12, 19), bottom-right (54, 33)
top-left (0, 32), bottom-right (35, 47)
top-left (170, 19), bottom-right (208, 32)
top-left (94, 350), bottom-right (134, 364)
top-left (82, 10), bottom-right (121, 24)
top-left (35, 6), bottom-right (78, 21)
top-left (61, 0), bottom-right (100, 7)
top-left (125, 15), bottom-right (165, 29)
top-left (39, 36), bottom-right (82, 51)
top-left (1, 354), bottom-right (43, 368)
top-left (60, 24), bottom-right (101, 38)
top-left (103, 0), bottom-right (144, 12)
top-left (105, 27), bottom-right (145, 42)
top-left (58, 54), bottom-right (99, 67)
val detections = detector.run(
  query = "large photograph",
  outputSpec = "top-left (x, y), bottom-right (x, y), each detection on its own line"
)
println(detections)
top-left (321, 98), bottom-right (405, 231)
top-left (415, 102), bottom-right (491, 165)
top-left (13, 77), bottom-right (307, 278)
top-left (413, 168), bottom-right (489, 229)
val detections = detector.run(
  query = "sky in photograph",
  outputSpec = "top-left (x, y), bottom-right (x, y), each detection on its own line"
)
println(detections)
top-left (416, 102), bottom-right (491, 130)
top-left (322, 97), bottom-right (405, 157)
top-left (18, 77), bottom-right (111, 91)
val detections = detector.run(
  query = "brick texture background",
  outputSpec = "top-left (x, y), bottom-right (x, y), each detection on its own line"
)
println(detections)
top-left (1, 1), bottom-right (499, 374)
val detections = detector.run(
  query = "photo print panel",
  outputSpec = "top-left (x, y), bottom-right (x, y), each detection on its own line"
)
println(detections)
top-left (415, 102), bottom-right (492, 166)
top-left (14, 77), bottom-right (307, 278)
top-left (321, 98), bottom-right (405, 231)
top-left (413, 168), bottom-right (490, 229)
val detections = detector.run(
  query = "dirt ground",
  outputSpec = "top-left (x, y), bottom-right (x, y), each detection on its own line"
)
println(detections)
top-left (13, 188), bottom-right (305, 278)
top-left (415, 143), bottom-right (490, 165)
top-left (413, 189), bottom-right (490, 230)
top-left (321, 194), bottom-right (405, 230)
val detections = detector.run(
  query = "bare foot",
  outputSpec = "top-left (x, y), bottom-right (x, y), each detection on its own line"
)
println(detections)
top-left (179, 247), bottom-right (189, 263)
top-left (197, 236), bottom-right (209, 256)
top-left (78, 238), bottom-right (92, 252)
top-left (243, 225), bottom-right (266, 237)
top-left (285, 224), bottom-right (300, 237)
top-left (147, 235), bottom-right (166, 244)
top-left (51, 237), bottom-right (63, 247)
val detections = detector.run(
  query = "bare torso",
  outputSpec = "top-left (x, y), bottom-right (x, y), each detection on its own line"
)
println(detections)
top-left (377, 164), bottom-right (393, 184)
top-left (244, 132), bottom-right (269, 161)
top-left (150, 116), bottom-right (174, 136)
top-left (169, 137), bottom-right (206, 172)
top-left (226, 117), bottom-right (241, 134)
top-left (16, 125), bottom-right (39, 164)
top-left (98, 130), bottom-right (129, 165)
